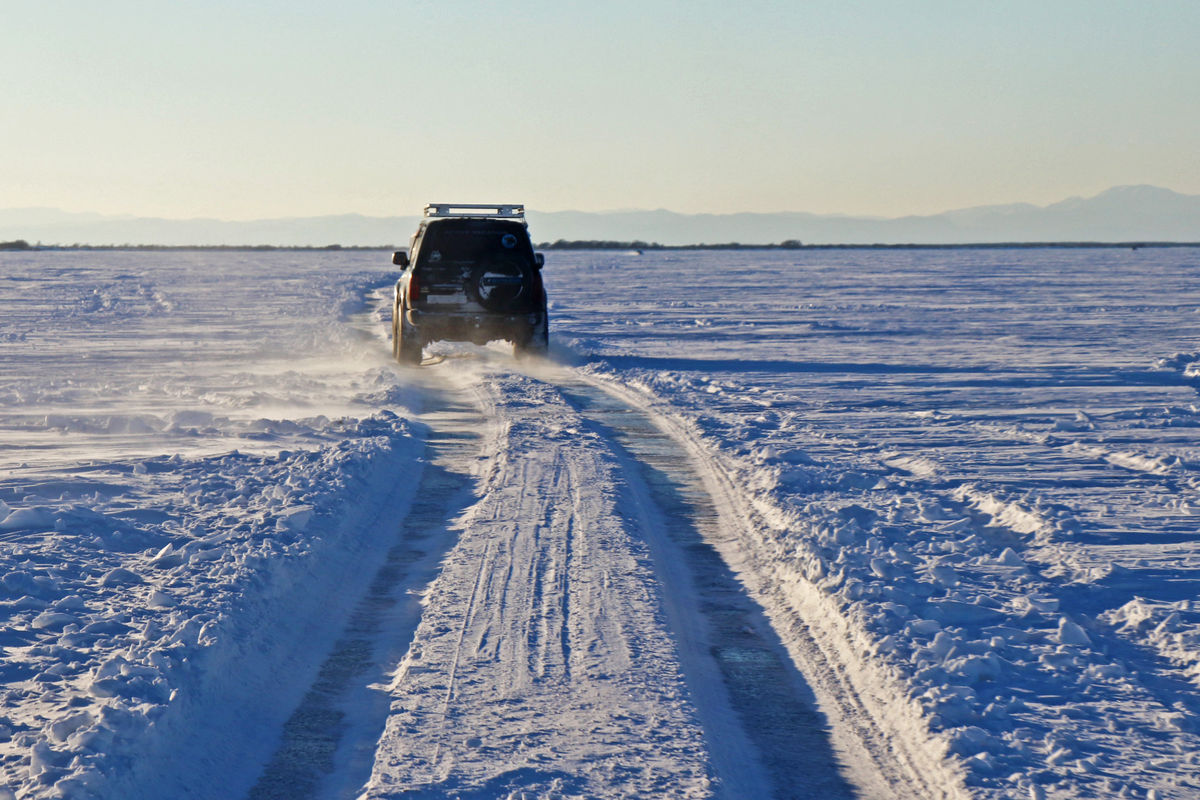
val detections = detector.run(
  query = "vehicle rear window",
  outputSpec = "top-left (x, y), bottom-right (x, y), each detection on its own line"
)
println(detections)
top-left (416, 222), bottom-right (533, 272)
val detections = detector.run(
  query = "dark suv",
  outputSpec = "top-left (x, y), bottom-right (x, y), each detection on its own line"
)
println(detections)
top-left (392, 203), bottom-right (548, 364)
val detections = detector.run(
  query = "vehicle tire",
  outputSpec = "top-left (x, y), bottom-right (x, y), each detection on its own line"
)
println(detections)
top-left (468, 256), bottom-right (535, 314)
top-left (391, 305), bottom-right (401, 360)
top-left (395, 305), bottom-right (422, 365)
top-left (513, 315), bottom-right (549, 359)
top-left (398, 327), bottom-right (422, 365)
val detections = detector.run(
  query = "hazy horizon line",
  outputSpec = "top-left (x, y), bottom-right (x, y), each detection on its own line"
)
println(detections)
top-left (2, 183), bottom-right (1192, 224)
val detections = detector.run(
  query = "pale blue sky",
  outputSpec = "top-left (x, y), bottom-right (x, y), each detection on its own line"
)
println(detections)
top-left (4, 1), bottom-right (1198, 218)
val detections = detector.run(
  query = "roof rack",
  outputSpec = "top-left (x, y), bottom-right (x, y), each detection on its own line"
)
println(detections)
top-left (424, 203), bottom-right (525, 219)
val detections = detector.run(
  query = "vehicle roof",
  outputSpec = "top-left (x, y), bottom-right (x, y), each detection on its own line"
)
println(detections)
top-left (423, 203), bottom-right (525, 219)
top-left (417, 216), bottom-right (530, 233)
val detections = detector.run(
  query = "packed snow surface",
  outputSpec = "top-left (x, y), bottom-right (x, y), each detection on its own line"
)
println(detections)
top-left (2, 246), bottom-right (1200, 799)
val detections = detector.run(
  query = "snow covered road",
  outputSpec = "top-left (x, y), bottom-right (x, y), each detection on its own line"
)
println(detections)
top-left (359, 365), bottom-right (721, 798)
top-left (4, 246), bottom-right (1200, 799)
top-left (236, 356), bottom-right (871, 799)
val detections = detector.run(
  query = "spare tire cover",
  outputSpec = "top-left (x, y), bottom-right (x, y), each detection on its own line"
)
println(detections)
top-left (468, 256), bottom-right (534, 313)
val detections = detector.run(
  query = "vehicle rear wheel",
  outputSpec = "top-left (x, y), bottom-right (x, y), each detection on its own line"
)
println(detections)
top-left (391, 308), bottom-right (401, 360)
top-left (513, 317), bottom-right (549, 359)
top-left (395, 306), bottom-right (422, 365)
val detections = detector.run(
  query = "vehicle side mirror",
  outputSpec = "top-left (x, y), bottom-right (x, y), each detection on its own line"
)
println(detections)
top-left (393, 250), bottom-right (409, 268)
top-left (534, 252), bottom-right (545, 269)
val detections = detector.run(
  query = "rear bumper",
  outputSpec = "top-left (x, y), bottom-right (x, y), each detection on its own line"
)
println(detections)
top-left (406, 309), bottom-right (543, 344)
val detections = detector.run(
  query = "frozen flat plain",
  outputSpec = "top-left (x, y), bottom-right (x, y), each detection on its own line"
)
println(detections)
top-left (2, 246), bottom-right (1199, 799)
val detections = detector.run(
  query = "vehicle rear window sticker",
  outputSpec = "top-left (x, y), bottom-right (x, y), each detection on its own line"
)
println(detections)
top-left (501, 233), bottom-right (518, 249)
top-left (428, 250), bottom-right (442, 262)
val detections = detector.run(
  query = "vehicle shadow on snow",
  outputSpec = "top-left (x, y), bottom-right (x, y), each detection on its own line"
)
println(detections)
top-left (585, 354), bottom-right (1200, 389)
top-left (590, 354), bottom-right (990, 375)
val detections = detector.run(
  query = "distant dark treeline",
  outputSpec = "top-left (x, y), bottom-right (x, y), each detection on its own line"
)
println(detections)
top-left (776, 241), bottom-right (1200, 250)
top-left (1, 243), bottom-right (392, 252)
top-left (537, 239), bottom-right (806, 250)
top-left (538, 240), bottom-right (1200, 251)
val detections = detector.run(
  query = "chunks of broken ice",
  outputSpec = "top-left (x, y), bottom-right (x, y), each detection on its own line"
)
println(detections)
top-left (0, 506), bottom-right (56, 531)
top-left (1055, 617), bottom-right (1091, 647)
top-left (277, 505), bottom-right (314, 532)
top-left (99, 568), bottom-right (144, 587)
top-left (147, 589), bottom-right (177, 609)
top-left (31, 611), bottom-right (79, 631)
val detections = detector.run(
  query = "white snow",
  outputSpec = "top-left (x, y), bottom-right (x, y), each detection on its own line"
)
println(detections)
top-left (361, 367), bottom-right (716, 798)
top-left (3, 245), bottom-right (1200, 799)
top-left (0, 251), bottom-right (425, 797)
top-left (550, 247), bottom-right (1200, 799)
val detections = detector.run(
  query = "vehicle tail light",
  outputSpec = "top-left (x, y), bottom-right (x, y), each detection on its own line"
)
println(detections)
top-left (409, 272), bottom-right (421, 302)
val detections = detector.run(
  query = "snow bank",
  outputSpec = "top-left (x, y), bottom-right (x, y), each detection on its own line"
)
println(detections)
top-left (0, 250), bottom-right (425, 797)
top-left (543, 246), bottom-right (1200, 799)
top-left (1, 414), bottom-right (421, 797)
top-left (584, 361), bottom-right (1200, 799)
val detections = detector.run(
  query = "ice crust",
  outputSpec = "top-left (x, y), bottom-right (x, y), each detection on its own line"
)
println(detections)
top-left (4, 246), bottom-right (1200, 798)
top-left (0, 252), bottom-right (423, 797)
top-left (550, 247), bottom-right (1200, 799)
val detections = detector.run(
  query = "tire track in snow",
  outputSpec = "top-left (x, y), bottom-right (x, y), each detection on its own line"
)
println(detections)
top-left (568, 368), bottom-right (956, 800)
top-left (554, 378), bottom-right (859, 800)
top-left (245, 392), bottom-right (483, 800)
top-left (426, 535), bottom-right (493, 785)
top-left (358, 365), bottom-right (717, 798)
top-left (259, 347), bottom-right (863, 797)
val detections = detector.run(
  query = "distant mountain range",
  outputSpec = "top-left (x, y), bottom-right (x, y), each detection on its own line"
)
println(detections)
top-left (2, 185), bottom-right (1197, 247)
